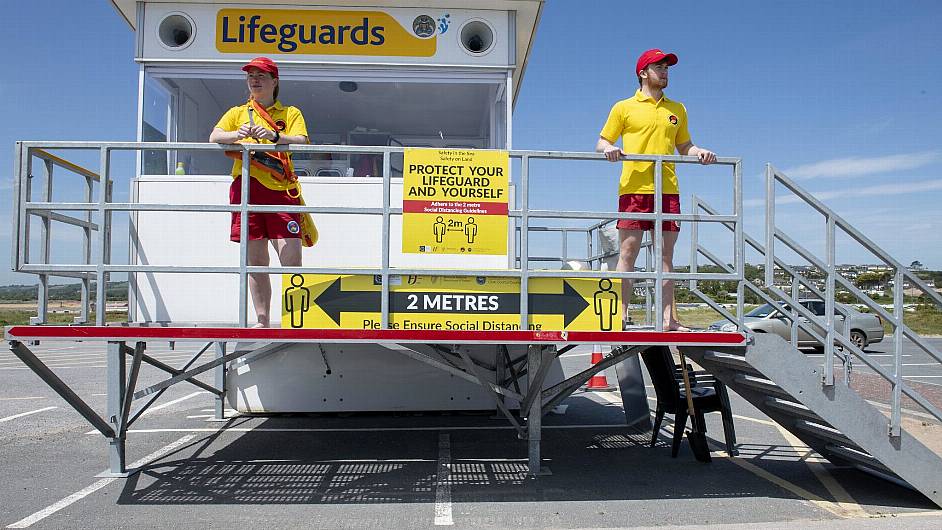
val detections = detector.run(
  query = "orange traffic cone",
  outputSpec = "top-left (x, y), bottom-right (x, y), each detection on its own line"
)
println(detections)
top-left (586, 344), bottom-right (616, 391)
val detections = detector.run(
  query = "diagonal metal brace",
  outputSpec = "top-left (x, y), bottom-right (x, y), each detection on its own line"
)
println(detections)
top-left (500, 344), bottom-right (522, 394)
top-left (126, 342), bottom-right (217, 427)
top-left (380, 343), bottom-right (525, 402)
top-left (540, 345), bottom-right (645, 416)
top-left (127, 343), bottom-right (221, 396)
top-left (119, 342), bottom-right (144, 435)
top-left (519, 345), bottom-right (556, 415)
top-left (455, 347), bottom-right (526, 437)
top-left (133, 346), bottom-right (248, 400)
top-left (9, 340), bottom-right (115, 438)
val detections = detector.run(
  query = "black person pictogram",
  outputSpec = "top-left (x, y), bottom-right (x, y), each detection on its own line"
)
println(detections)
top-left (433, 216), bottom-right (447, 243)
top-left (464, 216), bottom-right (478, 244)
top-left (593, 278), bottom-right (619, 331)
top-left (284, 274), bottom-right (311, 328)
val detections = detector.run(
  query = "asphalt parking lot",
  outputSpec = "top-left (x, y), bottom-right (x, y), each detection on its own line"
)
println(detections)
top-left (1, 340), bottom-right (941, 529)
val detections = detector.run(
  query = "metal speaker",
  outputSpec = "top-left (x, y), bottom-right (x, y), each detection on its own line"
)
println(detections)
top-left (459, 20), bottom-right (495, 55)
top-left (157, 12), bottom-right (196, 50)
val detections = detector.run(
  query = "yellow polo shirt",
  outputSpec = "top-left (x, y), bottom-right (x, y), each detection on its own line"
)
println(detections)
top-left (214, 101), bottom-right (309, 191)
top-left (600, 90), bottom-right (691, 195)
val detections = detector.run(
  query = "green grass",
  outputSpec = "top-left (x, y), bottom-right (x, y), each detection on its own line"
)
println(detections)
top-left (903, 306), bottom-right (942, 336)
top-left (0, 310), bottom-right (127, 327)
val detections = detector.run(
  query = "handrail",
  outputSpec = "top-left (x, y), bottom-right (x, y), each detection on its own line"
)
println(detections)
top-left (762, 164), bottom-right (942, 436)
top-left (12, 141), bottom-right (742, 333)
top-left (32, 149), bottom-right (101, 181)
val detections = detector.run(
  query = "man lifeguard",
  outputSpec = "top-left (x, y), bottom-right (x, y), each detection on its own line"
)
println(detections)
top-left (596, 49), bottom-right (716, 331)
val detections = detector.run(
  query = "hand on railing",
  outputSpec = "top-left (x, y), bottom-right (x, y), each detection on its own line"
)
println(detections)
top-left (602, 144), bottom-right (624, 162)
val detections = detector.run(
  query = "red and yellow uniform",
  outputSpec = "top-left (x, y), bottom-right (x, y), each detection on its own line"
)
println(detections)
top-left (214, 101), bottom-right (308, 190)
top-left (600, 89), bottom-right (690, 231)
top-left (215, 101), bottom-right (310, 241)
top-left (600, 89), bottom-right (691, 196)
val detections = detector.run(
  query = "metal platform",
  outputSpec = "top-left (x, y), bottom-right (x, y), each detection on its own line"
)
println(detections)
top-left (5, 326), bottom-right (749, 477)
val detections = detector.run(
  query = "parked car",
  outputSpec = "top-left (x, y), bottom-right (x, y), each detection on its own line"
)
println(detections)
top-left (709, 299), bottom-right (884, 350)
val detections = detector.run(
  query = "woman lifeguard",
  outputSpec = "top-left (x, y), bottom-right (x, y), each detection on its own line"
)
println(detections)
top-left (210, 56), bottom-right (316, 328)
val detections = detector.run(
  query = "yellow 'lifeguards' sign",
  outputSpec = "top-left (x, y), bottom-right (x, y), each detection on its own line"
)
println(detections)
top-left (216, 9), bottom-right (437, 57)
top-left (282, 274), bottom-right (622, 332)
top-left (402, 149), bottom-right (509, 255)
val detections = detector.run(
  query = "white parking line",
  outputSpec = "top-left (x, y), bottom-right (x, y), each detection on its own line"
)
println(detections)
top-left (83, 392), bottom-right (208, 434)
top-left (0, 407), bottom-right (57, 423)
top-left (0, 397), bottom-right (46, 401)
top-left (6, 435), bottom-right (197, 529)
top-left (434, 433), bottom-right (453, 526)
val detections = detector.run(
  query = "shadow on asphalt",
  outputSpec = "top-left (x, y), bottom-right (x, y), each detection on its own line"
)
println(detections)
top-left (112, 403), bottom-right (934, 509)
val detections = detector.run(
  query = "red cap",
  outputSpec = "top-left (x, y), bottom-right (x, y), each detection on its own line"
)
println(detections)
top-left (636, 49), bottom-right (678, 75)
top-left (242, 57), bottom-right (278, 78)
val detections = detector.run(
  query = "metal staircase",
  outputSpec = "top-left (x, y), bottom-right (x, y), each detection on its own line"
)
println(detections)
top-left (681, 164), bottom-right (942, 507)
top-left (683, 334), bottom-right (938, 502)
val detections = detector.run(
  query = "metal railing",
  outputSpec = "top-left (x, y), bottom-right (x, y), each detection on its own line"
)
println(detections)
top-left (763, 164), bottom-right (942, 434)
top-left (693, 165), bottom-right (942, 434)
top-left (11, 141), bottom-right (743, 331)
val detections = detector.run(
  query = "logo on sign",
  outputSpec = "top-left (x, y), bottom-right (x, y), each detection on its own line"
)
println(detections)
top-left (413, 15), bottom-right (436, 38)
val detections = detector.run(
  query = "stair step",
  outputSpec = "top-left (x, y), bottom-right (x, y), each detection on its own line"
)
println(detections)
top-left (700, 352), bottom-right (762, 375)
top-left (764, 398), bottom-right (827, 424)
top-left (793, 420), bottom-right (862, 451)
top-left (823, 443), bottom-right (894, 476)
top-left (734, 374), bottom-right (793, 400)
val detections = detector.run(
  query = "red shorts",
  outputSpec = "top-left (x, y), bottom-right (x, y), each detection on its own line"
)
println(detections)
top-left (617, 193), bottom-right (681, 232)
top-left (229, 177), bottom-right (302, 242)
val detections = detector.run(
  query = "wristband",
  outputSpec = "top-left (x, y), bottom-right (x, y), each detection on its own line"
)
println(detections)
top-left (272, 130), bottom-right (281, 143)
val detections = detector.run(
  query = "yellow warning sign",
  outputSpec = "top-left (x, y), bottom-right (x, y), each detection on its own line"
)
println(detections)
top-left (282, 274), bottom-right (622, 331)
top-left (401, 148), bottom-right (509, 255)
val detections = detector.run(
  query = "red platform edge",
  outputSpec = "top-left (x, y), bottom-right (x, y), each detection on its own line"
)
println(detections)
top-left (5, 326), bottom-right (748, 346)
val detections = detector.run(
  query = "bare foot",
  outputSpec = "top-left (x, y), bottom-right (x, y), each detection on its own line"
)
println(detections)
top-left (665, 321), bottom-right (692, 332)
top-left (251, 322), bottom-right (268, 329)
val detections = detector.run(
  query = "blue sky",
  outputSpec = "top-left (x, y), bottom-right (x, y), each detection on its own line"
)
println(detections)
top-left (1, 1), bottom-right (941, 285)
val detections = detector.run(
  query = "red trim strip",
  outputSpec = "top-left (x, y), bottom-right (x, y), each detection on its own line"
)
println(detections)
top-left (5, 326), bottom-right (747, 345)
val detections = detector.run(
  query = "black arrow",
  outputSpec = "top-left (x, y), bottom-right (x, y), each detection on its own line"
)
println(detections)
top-left (313, 278), bottom-right (381, 326)
top-left (528, 280), bottom-right (591, 327)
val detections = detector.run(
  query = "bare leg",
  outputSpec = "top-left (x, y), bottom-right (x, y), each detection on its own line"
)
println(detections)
top-left (660, 231), bottom-right (689, 331)
top-left (617, 229), bottom-right (644, 321)
top-left (247, 239), bottom-right (271, 327)
top-left (271, 238), bottom-right (302, 267)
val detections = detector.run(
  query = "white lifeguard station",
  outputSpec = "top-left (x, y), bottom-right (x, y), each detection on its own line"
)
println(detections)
top-left (111, 0), bottom-right (575, 415)
top-left (115, 0), bottom-right (540, 325)
top-left (6, 1), bottom-right (941, 504)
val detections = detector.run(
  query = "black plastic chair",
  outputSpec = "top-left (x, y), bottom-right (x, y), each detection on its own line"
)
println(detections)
top-left (641, 346), bottom-right (738, 457)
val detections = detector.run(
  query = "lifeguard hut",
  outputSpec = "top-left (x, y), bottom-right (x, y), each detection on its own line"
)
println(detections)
top-left (6, 0), bottom-right (942, 506)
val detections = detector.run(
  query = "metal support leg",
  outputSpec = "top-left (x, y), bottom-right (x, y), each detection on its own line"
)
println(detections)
top-left (107, 341), bottom-right (128, 476)
top-left (526, 345), bottom-right (551, 476)
top-left (614, 351), bottom-right (653, 430)
top-left (214, 342), bottom-right (227, 420)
